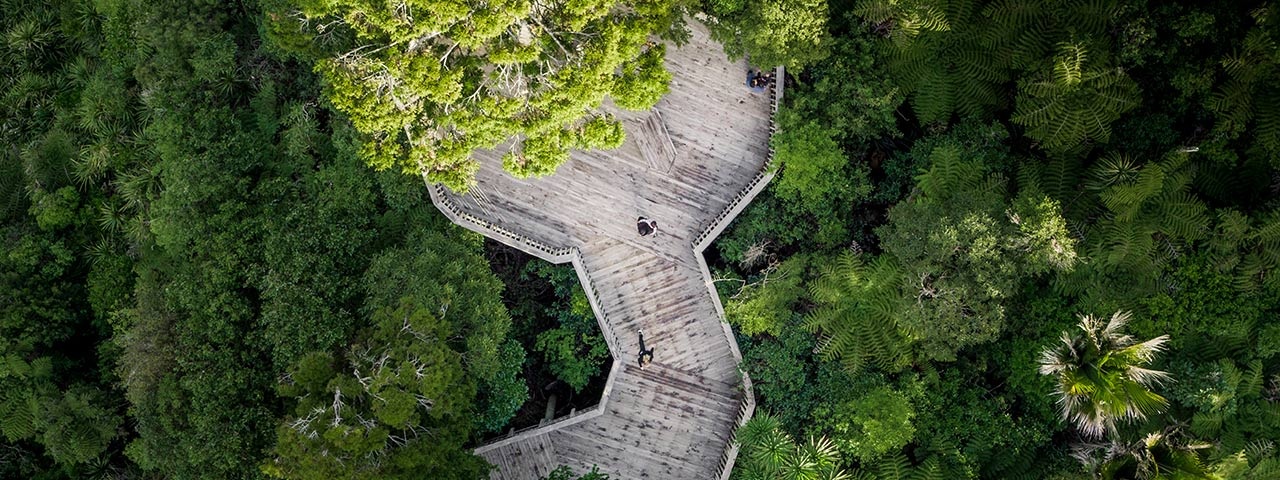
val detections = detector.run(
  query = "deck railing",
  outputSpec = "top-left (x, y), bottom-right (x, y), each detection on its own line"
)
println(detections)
top-left (690, 65), bottom-right (785, 250)
top-left (712, 374), bottom-right (755, 480)
top-left (473, 357), bottom-right (622, 453)
top-left (699, 65), bottom-right (783, 480)
top-left (429, 183), bottom-right (573, 261)
top-left (429, 183), bottom-right (628, 454)
top-left (568, 247), bottom-right (622, 355)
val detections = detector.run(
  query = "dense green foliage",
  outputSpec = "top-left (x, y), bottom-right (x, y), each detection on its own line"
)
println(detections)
top-left (706, 0), bottom-right (831, 69)
top-left (717, 0), bottom-right (1280, 478)
top-left (544, 465), bottom-right (611, 479)
top-left (5, 0), bottom-right (1280, 478)
top-left (1, 0), bottom-right (531, 477)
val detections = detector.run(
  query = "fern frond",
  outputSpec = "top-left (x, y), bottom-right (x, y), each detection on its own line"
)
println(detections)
top-left (875, 452), bottom-right (912, 480)
top-left (1190, 410), bottom-right (1223, 438)
top-left (912, 455), bottom-right (944, 480)
top-left (1153, 191), bottom-right (1210, 242)
top-left (0, 390), bottom-right (38, 441)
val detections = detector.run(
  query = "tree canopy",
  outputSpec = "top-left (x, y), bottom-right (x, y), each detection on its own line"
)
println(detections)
top-left (263, 0), bottom-right (686, 192)
top-left (716, 0), bottom-right (1280, 478)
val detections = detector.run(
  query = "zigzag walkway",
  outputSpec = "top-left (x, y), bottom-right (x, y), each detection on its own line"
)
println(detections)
top-left (427, 20), bottom-right (781, 479)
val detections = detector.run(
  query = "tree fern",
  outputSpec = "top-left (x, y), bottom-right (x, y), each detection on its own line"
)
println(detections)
top-left (861, 0), bottom-right (1009, 123)
top-left (982, 0), bottom-right (1118, 71)
top-left (1012, 43), bottom-right (1139, 152)
top-left (1191, 410), bottom-right (1224, 438)
top-left (1209, 210), bottom-right (1251, 274)
top-left (1245, 211), bottom-right (1280, 289)
top-left (853, 0), bottom-right (951, 48)
top-left (1202, 209), bottom-right (1280, 291)
top-left (874, 452), bottom-right (912, 480)
top-left (913, 145), bottom-right (986, 202)
top-left (1238, 360), bottom-right (1265, 400)
top-left (1021, 152), bottom-right (1093, 228)
top-left (1246, 457), bottom-right (1280, 480)
top-left (1094, 156), bottom-right (1163, 222)
top-left (911, 456), bottom-right (944, 480)
top-left (1068, 151), bottom-right (1213, 305)
top-left (804, 253), bottom-right (911, 374)
top-left (1153, 191), bottom-right (1210, 243)
top-left (1209, 6), bottom-right (1280, 163)
top-left (1094, 221), bottom-right (1155, 273)
top-left (1086, 153), bottom-right (1142, 191)
top-left (0, 389), bottom-right (38, 442)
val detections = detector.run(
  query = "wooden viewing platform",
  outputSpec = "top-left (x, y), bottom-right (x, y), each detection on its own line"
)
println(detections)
top-left (427, 20), bottom-right (781, 479)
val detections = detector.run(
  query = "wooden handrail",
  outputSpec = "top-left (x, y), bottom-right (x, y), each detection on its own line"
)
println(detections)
top-left (698, 65), bottom-right (782, 480)
top-left (429, 183), bottom-right (573, 260)
top-left (692, 66), bottom-right (785, 252)
top-left (429, 185), bottom-right (627, 455)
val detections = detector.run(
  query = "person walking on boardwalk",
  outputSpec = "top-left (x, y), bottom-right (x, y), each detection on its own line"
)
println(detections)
top-left (637, 330), bottom-right (655, 368)
top-left (636, 216), bottom-right (658, 237)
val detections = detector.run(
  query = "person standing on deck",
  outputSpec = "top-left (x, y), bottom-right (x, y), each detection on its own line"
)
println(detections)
top-left (637, 330), bottom-right (655, 368)
top-left (637, 217), bottom-right (658, 237)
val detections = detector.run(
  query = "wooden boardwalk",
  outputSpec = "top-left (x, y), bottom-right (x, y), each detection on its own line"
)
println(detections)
top-left (428, 20), bottom-right (778, 479)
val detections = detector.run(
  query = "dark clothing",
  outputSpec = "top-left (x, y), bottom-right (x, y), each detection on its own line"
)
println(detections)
top-left (637, 216), bottom-right (656, 237)
top-left (638, 332), bottom-right (654, 367)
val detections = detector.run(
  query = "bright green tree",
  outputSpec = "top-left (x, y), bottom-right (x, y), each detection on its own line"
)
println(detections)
top-left (535, 289), bottom-right (610, 393)
top-left (707, 0), bottom-right (830, 69)
top-left (811, 387), bottom-right (915, 463)
top-left (362, 227), bottom-right (528, 433)
top-left (726, 255), bottom-right (808, 337)
top-left (771, 109), bottom-right (873, 245)
top-left (878, 144), bottom-right (1077, 360)
top-left (521, 261), bottom-right (610, 395)
top-left (1038, 311), bottom-right (1171, 438)
top-left (263, 0), bottom-right (682, 192)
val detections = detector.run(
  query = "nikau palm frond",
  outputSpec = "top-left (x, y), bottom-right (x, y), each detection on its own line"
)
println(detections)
top-left (1039, 310), bottom-right (1171, 438)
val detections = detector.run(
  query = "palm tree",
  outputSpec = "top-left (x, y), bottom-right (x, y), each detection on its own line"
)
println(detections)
top-left (1038, 311), bottom-right (1171, 438)
top-left (733, 413), bottom-right (852, 480)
